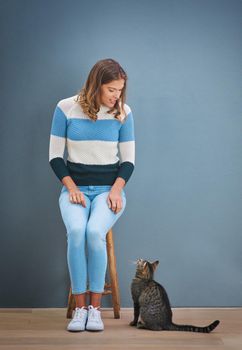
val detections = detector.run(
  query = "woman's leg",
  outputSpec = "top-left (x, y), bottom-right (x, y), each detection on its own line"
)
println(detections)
top-left (59, 189), bottom-right (91, 307)
top-left (86, 190), bottom-right (126, 307)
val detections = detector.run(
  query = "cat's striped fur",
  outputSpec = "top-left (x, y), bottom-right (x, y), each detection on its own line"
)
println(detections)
top-left (130, 259), bottom-right (220, 332)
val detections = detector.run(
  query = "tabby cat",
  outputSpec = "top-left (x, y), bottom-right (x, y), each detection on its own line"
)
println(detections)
top-left (130, 258), bottom-right (220, 332)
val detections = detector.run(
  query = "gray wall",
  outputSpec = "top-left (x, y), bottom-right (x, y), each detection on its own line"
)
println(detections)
top-left (1, 0), bottom-right (242, 308)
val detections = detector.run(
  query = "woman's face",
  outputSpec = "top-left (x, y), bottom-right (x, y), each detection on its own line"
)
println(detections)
top-left (100, 78), bottom-right (125, 108)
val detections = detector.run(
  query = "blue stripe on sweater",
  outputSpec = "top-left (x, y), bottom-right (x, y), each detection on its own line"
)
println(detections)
top-left (66, 119), bottom-right (121, 141)
top-left (50, 106), bottom-right (67, 137)
top-left (50, 107), bottom-right (135, 142)
top-left (119, 112), bottom-right (135, 142)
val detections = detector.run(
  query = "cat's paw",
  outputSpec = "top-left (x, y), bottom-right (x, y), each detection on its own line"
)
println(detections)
top-left (137, 321), bottom-right (146, 329)
top-left (129, 320), bottom-right (137, 326)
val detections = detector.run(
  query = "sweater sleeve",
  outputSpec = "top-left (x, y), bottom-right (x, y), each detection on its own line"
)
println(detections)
top-left (117, 108), bottom-right (135, 184)
top-left (49, 104), bottom-right (70, 181)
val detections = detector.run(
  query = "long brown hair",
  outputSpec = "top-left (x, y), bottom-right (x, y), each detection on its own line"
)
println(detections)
top-left (75, 58), bottom-right (128, 122)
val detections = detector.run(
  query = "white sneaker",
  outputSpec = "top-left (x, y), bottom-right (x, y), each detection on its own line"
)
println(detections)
top-left (67, 307), bottom-right (88, 332)
top-left (86, 305), bottom-right (104, 331)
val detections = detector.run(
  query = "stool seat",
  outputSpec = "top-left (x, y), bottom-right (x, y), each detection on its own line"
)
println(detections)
top-left (66, 228), bottom-right (120, 319)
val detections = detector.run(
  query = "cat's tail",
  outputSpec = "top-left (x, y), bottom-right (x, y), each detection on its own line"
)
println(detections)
top-left (167, 320), bottom-right (220, 333)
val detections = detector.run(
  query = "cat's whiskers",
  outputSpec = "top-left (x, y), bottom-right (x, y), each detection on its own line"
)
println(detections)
top-left (128, 259), bottom-right (138, 265)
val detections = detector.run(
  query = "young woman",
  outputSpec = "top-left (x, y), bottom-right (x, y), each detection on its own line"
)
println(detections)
top-left (49, 58), bottom-right (135, 332)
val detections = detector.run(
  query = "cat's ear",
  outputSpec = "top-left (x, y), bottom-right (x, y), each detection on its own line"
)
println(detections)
top-left (152, 260), bottom-right (159, 270)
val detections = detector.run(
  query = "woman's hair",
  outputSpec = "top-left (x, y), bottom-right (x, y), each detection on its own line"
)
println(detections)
top-left (75, 58), bottom-right (128, 122)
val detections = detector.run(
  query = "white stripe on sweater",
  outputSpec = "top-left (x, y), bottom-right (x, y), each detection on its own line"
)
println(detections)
top-left (49, 135), bottom-right (66, 162)
top-left (66, 139), bottom-right (119, 165)
top-left (119, 141), bottom-right (135, 164)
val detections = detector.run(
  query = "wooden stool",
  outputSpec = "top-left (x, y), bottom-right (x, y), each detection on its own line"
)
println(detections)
top-left (66, 228), bottom-right (121, 319)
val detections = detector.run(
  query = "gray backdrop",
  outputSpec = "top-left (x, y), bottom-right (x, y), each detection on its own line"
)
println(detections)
top-left (1, 0), bottom-right (241, 308)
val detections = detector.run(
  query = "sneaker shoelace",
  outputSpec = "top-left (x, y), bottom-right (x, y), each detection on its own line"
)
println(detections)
top-left (88, 306), bottom-right (101, 323)
top-left (72, 307), bottom-right (87, 322)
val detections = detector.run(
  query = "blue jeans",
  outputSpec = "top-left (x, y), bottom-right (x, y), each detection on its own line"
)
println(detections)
top-left (58, 185), bottom-right (126, 294)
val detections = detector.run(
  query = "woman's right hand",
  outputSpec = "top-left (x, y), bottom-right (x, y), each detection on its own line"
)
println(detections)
top-left (69, 187), bottom-right (86, 207)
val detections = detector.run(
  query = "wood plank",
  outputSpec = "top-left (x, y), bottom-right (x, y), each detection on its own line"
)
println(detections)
top-left (0, 308), bottom-right (241, 350)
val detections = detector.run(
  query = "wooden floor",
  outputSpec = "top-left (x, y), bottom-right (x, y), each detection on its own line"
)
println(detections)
top-left (0, 308), bottom-right (241, 349)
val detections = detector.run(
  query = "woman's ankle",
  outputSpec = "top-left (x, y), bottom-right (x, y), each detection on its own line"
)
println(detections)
top-left (74, 292), bottom-right (87, 309)
top-left (90, 304), bottom-right (101, 309)
top-left (76, 305), bottom-right (87, 309)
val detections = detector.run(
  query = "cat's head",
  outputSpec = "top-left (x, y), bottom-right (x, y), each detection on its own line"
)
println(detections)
top-left (134, 258), bottom-right (159, 280)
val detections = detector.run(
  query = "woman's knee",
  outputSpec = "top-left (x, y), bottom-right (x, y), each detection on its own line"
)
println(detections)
top-left (67, 225), bottom-right (86, 247)
top-left (86, 226), bottom-right (106, 250)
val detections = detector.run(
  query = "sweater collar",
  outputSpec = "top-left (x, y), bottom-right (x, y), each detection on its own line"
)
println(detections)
top-left (97, 104), bottom-right (116, 118)
top-left (99, 104), bottom-right (110, 112)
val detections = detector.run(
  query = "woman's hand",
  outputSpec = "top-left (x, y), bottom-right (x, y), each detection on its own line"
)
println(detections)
top-left (107, 188), bottom-right (123, 214)
top-left (69, 187), bottom-right (86, 207)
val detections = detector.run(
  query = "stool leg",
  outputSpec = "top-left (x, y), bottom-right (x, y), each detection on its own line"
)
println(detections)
top-left (106, 229), bottom-right (120, 319)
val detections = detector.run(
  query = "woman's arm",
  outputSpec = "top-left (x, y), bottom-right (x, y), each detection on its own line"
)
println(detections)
top-left (49, 104), bottom-right (70, 180)
top-left (116, 107), bottom-right (135, 183)
top-left (111, 176), bottom-right (126, 191)
top-left (49, 103), bottom-right (86, 206)
top-left (61, 175), bottom-right (86, 207)
top-left (108, 107), bottom-right (135, 213)
top-left (61, 175), bottom-right (77, 191)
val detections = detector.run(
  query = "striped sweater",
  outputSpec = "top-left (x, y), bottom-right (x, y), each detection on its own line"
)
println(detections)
top-left (49, 95), bottom-right (135, 186)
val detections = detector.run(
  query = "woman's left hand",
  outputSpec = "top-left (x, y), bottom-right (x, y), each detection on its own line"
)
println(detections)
top-left (107, 188), bottom-right (123, 214)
